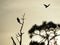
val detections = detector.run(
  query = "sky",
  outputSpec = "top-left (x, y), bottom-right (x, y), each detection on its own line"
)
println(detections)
top-left (0, 0), bottom-right (60, 45)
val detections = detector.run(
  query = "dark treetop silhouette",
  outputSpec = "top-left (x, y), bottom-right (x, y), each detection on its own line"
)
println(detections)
top-left (29, 41), bottom-right (45, 45)
top-left (11, 13), bottom-right (25, 45)
top-left (28, 21), bottom-right (60, 45)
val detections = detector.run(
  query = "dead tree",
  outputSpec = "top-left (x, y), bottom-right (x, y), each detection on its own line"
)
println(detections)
top-left (11, 13), bottom-right (25, 45)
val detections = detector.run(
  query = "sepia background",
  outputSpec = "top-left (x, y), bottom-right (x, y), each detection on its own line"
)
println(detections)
top-left (0, 0), bottom-right (60, 45)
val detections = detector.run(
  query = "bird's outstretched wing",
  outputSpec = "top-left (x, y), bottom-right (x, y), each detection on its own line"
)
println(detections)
top-left (44, 4), bottom-right (47, 7)
top-left (44, 4), bottom-right (47, 8)
top-left (48, 4), bottom-right (50, 7)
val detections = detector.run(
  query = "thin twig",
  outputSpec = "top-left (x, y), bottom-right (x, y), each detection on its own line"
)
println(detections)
top-left (16, 37), bottom-right (20, 43)
top-left (19, 13), bottom-right (25, 45)
top-left (33, 33), bottom-right (46, 38)
top-left (11, 36), bottom-right (16, 45)
top-left (50, 34), bottom-right (60, 41)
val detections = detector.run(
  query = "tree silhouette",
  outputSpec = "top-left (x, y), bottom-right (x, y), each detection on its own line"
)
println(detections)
top-left (28, 21), bottom-right (60, 45)
top-left (29, 41), bottom-right (45, 45)
top-left (11, 13), bottom-right (25, 45)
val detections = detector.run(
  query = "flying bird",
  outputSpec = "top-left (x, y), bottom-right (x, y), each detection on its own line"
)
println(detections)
top-left (44, 4), bottom-right (50, 8)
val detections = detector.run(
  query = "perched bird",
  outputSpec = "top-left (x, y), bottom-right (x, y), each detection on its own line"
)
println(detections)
top-left (44, 4), bottom-right (50, 8)
top-left (17, 17), bottom-right (22, 24)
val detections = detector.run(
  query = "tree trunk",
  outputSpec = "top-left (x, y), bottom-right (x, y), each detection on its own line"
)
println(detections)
top-left (20, 33), bottom-right (22, 45)
top-left (47, 40), bottom-right (49, 45)
top-left (54, 30), bottom-right (57, 45)
top-left (47, 34), bottom-right (49, 45)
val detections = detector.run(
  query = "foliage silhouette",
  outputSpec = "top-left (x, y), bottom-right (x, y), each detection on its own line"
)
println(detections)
top-left (11, 14), bottom-right (60, 45)
top-left (29, 24), bottom-right (39, 34)
top-left (28, 21), bottom-right (60, 45)
top-left (47, 21), bottom-right (57, 29)
top-left (29, 41), bottom-right (45, 45)
top-left (58, 24), bottom-right (60, 27)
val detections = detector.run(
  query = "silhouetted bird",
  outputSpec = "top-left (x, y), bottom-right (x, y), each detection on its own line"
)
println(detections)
top-left (17, 17), bottom-right (21, 24)
top-left (44, 4), bottom-right (50, 8)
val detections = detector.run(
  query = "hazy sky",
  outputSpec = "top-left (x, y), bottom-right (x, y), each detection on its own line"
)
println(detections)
top-left (0, 0), bottom-right (60, 45)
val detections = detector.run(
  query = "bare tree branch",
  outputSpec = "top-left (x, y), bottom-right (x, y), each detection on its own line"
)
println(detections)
top-left (16, 34), bottom-right (19, 37)
top-left (11, 13), bottom-right (25, 45)
top-left (50, 34), bottom-right (60, 41)
top-left (20, 13), bottom-right (25, 33)
top-left (16, 37), bottom-right (20, 43)
top-left (11, 36), bottom-right (16, 45)
top-left (33, 33), bottom-right (46, 39)
top-left (19, 13), bottom-right (25, 45)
